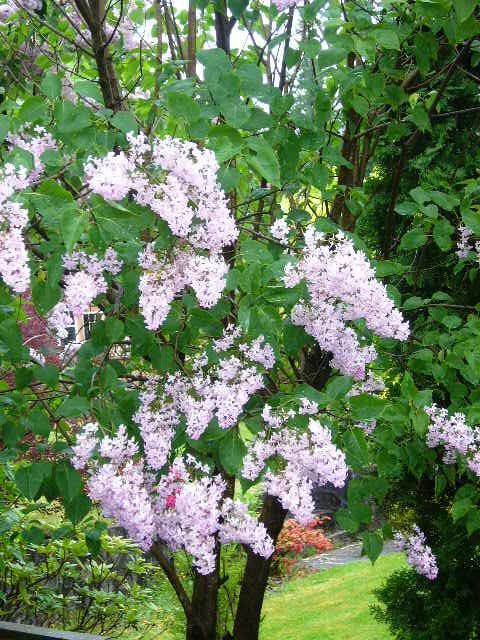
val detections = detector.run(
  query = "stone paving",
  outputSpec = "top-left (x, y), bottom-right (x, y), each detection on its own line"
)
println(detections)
top-left (300, 540), bottom-right (399, 572)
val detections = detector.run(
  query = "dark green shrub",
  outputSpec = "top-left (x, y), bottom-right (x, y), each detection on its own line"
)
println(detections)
top-left (373, 526), bottom-right (480, 640)
top-left (0, 506), bottom-right (166, 638)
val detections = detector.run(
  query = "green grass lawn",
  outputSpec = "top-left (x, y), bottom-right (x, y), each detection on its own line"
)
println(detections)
top-left (259, 553), bottom-right (405, 640)
top-left (127, 552), bottom-right (404, 639)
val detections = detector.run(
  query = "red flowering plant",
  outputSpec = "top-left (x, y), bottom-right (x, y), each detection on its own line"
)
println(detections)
top-left (271, 517), bottom-right (332, 577)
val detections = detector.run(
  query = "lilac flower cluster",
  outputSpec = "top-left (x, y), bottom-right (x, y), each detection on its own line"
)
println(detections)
top-left (0, 169), bottom-right (31, 294)
top-left (0, 0), bottom-right (41, 20)
top-left (138, 245), bottom-right (228, 330)
top-left (270, 218), bottom-right (290, 245)
top-left (133, 329), bottom-right (275, 469)
top-left (456, 225), bottom-right (480, 261)
top-left (72, 428), bottom-right (274, 574)
top-left (243, 409), bottom-right (348, 524)
top-left (284, 228), bottom-right (409, 380)
top-left (394, 525), bottom-right (438, 580)
top-left (425, 404), bottom-right (480, 475)
top-left (48, 249), bottom-right (122, 338)
top-left (155, 459), bottom-right (274, 574)
top-left (272, 0), bottom-right (298, 10)
top-left (84, 134), bottom-right (237, 330)
top-left (7, 125), bottom-right (56, 183)
top-left (0, 125), bottom-right (56, 293)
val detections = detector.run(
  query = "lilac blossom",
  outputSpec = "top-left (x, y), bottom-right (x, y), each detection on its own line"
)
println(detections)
top-left (395, 525), bottom-right (438, 580)
top-left (272, 0), bottom-right (298, 10)
top-left (134, 335), bottom-right (273, 445)
top-left (456, 225), bottom-right (474, 259)
top-left (243, 415), bottom-right (348, 525)
top-left (285, 229), bottom-right (409, 379)
top-left (270, 218), bottom-right (290, 245)
top-left (425, 404), bottom-right (480, 475)
top-left (71, 423), bottom-right (99, 470)
top-left (84, 135), bottom-right (238, 330)
top-left (48, 249), bottom-right (122, 336)
top-left (7, 125), bottom-right (57, 183)
top-left (425, 404), bottom-right (475, 463)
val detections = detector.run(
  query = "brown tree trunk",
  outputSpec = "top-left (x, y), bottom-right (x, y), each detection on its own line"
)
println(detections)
top-left (73, 0), bottom-right (125, 112)
top-left (330, 51), bottom-right (361, 232)
top-left (187, 0), bottom-right (197, 78)
top-left (232, 496), bottom-right (287, 640)
top-left (186, 565), bottom-right (221, 640)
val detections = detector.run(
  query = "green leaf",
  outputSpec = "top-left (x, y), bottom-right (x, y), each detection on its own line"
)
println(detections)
top-left (219, 430), bottom-right (247, 475)
top-left (55, 101), bottom-right (91, 134)
top-left (325, 375), bottom-right (353, 401)
top-left (189, 309), bottom-right (223, 337)
top-left (111, 111), bottom-right (138, 134)
top-left (0, 319), bottom-right (27, 362)
top-left (407, 105), bottom-right (431, 132)
top-left (241, 239), bottom-right (273, 263)
top-left (430, 191), bottom-right (459, 211)
top-left (197, 48), bottom-right (231, 83)
top-left (19, 97), bottom-right (49, 123)
top-left (209, 125), bottom-right (243, 163)
top-left (247, 139), bottom-right (281, 187)
top-left (462, 209), bottom-right (480, 234)
top-left (453, 0), bottom-right (476, 22)
top-left (344, 430), bottom-right (369, 469)
top-left (166, 92), bottom-right (200, 123)
top-left (15, 367), bottom-right (34, 390)
top-left (105, 318), bottom-right (125, 343)
top-left (336, 508), bottom-right (359, 533)
top-left (395, 201), bottom-right (417, 217)
top-left (362, 531), bottom-right (383, 563)
top-left (316, 47), bottom-right (347, 69)
top-left (375, 261), bottom-right (408, 277)
top-left (433, 216), bottom-right (454, 251)
top-left (150, 344), bottom-right (175, 372)
top-left (41, 73), bottom-right (62, 99)
top-left (414, 31), bottom-right (439, 76)
top-left (221, 99), bottom-right (251, 128)
top-left (55, 462), bottom-right (83, 502)
top-left (15, 463), bottom-right (52, 500)
top-left (409, 187), bottom-right (431, 205)
top-left (350, 394), bottom-right (386, 421)
top-left (399, 228), bottom-right (427, 251)
top-left (29, 409), bottom-right (51, 437)
top-left (284, 323), bottom-right (311, 357)
top-left (229, 0), bottom-right (248, 17)
top-left (466, 509), bottom-right (480, 536)
top-left (403, 296), bottom-right (426, 310)
top-left (22, 526), bottom-right (46, 546)
top-left (64, 494), bottom-right (92, 524)
top-left (33, 364), bottom-right (59, 387)
top-left (452, 497), bottom-right (473, 522)
top-left (61, 210), bottom-right (88, 254)
top-left (374, 28), bottom-right (400, 50)
top-left (57, 396), bottom-right (90, 418)
top-left (74, 80), bottom-right (104, 104)
top-left (0, 115), bottom-right (11, 142)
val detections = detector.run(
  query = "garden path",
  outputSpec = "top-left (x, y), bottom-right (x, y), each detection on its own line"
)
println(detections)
top-left (301, 540), bottom-right (399, 572)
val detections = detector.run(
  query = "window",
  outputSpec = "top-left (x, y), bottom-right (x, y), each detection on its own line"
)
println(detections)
top-left (83, 312), bottom-right (102, 340)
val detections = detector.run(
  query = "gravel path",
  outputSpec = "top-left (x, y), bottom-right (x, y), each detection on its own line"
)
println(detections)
top-left (301, 540), bottom-right (399, 572)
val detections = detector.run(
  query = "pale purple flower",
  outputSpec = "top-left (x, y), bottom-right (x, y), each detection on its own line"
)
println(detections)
top-left (270, 218), bottom-right (290, 245)
top-left (71, 423), bottom-right (99, 470)
top-left (394, 525), bottom-right (438, 580)
top-left (243, 416), bottom-right (348, 525)
top-left (285, 229), bottom-right (409, 380)
top-left (456, 225), bottom-right (473, 259)
top-left (272, 0), bottom-right (298, 10)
